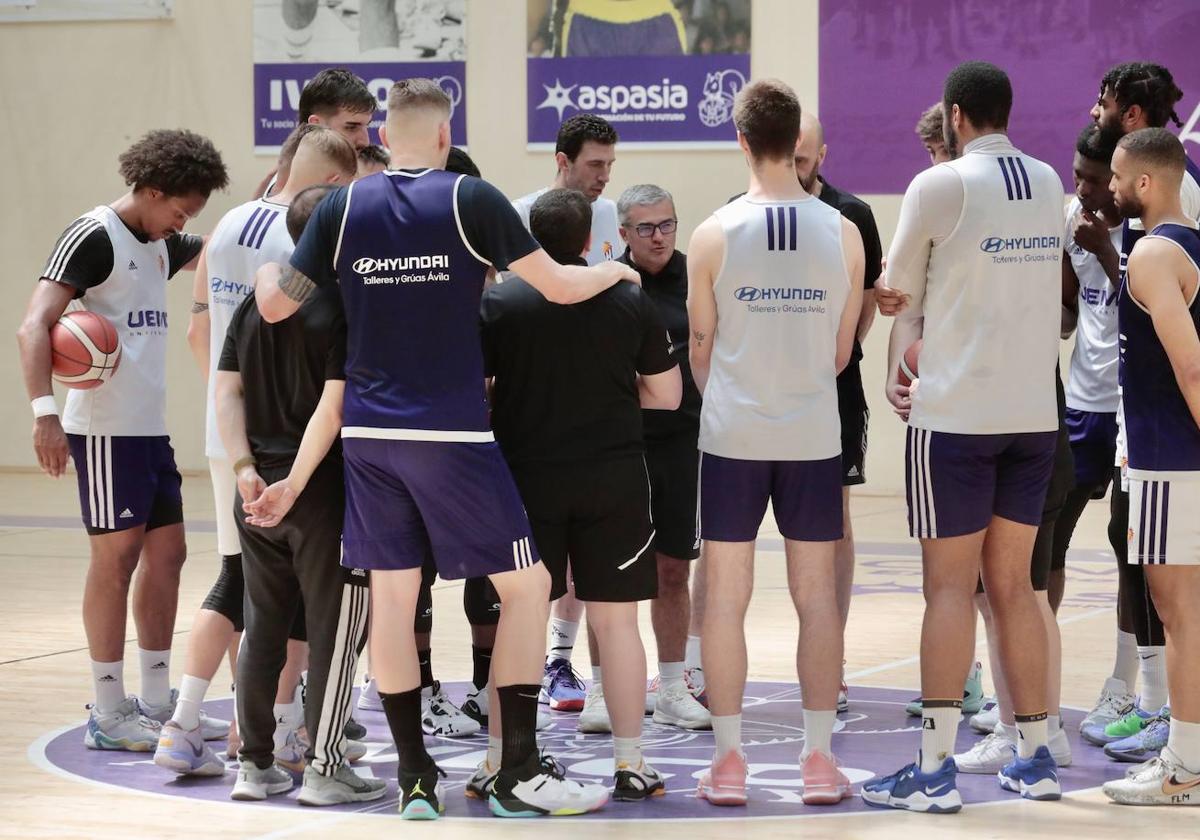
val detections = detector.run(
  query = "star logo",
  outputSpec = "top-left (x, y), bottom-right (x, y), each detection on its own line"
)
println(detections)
top-left (537, 78), bottom-right (577, 121)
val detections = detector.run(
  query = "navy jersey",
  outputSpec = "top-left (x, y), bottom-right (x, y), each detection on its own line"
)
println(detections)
top-left (1119, 222), bottom-right (1200, 475)
top-left (1119, 155), bottom-right (1200, 284)
top-left (290, 168), bottom-right (538, 440)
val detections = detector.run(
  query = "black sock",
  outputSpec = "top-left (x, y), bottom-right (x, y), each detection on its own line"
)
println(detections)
top-left (418, 650), bottom-right (434, 689)
top-left (379, 687), bottom-right (431, 773)
top-left (497, 683), bottom-right (541, 772)
top-left (471, 645), bottom-right (493, 689)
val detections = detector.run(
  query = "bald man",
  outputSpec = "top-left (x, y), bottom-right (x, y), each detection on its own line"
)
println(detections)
top-left (793, 112), bottom-right (883, 710)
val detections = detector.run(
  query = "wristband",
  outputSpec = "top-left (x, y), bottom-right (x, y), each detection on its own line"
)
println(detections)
top-left (232, 455), bottom-right (257, 474)
top-left (31, 396), bottom-right (58, 418)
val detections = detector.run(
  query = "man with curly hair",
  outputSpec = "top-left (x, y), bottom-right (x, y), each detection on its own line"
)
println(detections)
top-left (17, 129), bottom-right (228, 751)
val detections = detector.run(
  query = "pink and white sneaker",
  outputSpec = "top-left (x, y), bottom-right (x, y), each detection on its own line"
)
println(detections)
top-left (801, 750), bottom-right (851, 805)
top-left (697, 750), bottom-right (748, 806)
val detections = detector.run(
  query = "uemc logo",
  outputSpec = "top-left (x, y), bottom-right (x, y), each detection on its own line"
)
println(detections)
top-left (128, 309), bottom-right (167, 328)
top-left (352, 255), bottom-right (450, 274)
top-left (980, 235), bottom-right (1061, 253)
top-left (735, 287), bottom-right (826, 302)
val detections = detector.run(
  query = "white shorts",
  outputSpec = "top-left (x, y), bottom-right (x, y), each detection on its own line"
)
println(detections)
top-left (1128, 476), bottom-right (1200, 565)
top-left (208, 458), bottom-right (241, 557)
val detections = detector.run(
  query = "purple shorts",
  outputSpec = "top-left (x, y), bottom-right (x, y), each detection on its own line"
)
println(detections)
top-left (564, 12), bottom-right (685, 57)
top-left (1065, 408), bottom-right (1118, 488)
top-left (906, 427), bottom-right (1057, 539)
top-left (66, 434), bottom-right (183, 535)
top-left (341, 438), bottom-right (538, 579)
top-left (699, 452), bottom-right (843, 543)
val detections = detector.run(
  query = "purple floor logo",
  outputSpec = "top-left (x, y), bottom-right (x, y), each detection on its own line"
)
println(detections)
top-left (33, 682), bottom-right (1122, 819)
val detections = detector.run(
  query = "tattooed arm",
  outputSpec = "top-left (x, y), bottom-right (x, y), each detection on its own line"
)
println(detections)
top-left (254, 262), bottom-right (315, 324)
top-left (686, 215), bottom-right (724, 396)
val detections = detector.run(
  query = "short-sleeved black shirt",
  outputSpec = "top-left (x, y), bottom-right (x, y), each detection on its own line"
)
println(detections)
top-left (481, 262), bottom-right (677, 468)
top-left (619, 249), bottom-right (701, 441)
top-left (217, 286), bottom-right (347, 471)
top-left (817, 178), bottom-right (882, 379)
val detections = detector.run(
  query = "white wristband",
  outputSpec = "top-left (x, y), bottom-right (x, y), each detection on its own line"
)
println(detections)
top-left (31, 395), bottom-right (58, 418)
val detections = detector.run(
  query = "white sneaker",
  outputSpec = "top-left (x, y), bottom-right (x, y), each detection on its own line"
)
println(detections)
top-left (954, 730), bottom-right (1016, 774)
top-left (138, 689), bottom-right (229, 741)
top-left (652, 678), bottom-right (712, 730)
top-left (461, 683), bottom-right (488, 727)
top-left (1103, 747), bottom-right (1200, 805)
top-left (489, 752), bottom-right (609, 816)
top-left (537, 709), bottom-right (552, 731)
top-left (1081, 677), bottom-right (1137, 732)
top-left (969, 699), bottom-right (999, 734)
top-left (153, 720), bottom-right (226, 776)
top-left (422, 681), bottom-right (481, 737)
top-left (465, 758), bottom-right (499, 800)
top-left (1049, 726), bottom-right (1073, 767)
top-left (577, 682), bottom-right (611, 734)
top-left (274, 728), bottom-right (308, 772)
top-left (231, 759), bottom-right (294, 801)
top-left (85, 697), bottom-right (161, 751)
top-left (357, 677), bottom-right (383, 712)
top-left (297, 763), bottom-right (387, 806)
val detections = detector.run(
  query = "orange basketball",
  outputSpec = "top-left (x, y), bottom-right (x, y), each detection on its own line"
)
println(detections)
top-left (897, 339), bottom-right (922, 387)
top-left (50, 311), bottom-right (121, 390)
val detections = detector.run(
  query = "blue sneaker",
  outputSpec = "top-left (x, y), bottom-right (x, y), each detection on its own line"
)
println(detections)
top-left (1104, 709), bottom-right (1170, 763)
top-left (861, 755), bottom-right (962, 813)
top-left (998, 745), bottom-right (1061, 800)
top-left (541, 658), bottom-right (587, 712)
top-left (1081, 707), bottom-right (1155, 746)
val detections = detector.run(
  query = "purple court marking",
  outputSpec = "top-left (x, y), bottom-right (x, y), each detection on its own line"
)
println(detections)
top-left (35, 683), bottom-right (1127, 820)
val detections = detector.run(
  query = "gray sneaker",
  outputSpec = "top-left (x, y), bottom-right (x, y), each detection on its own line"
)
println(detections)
top-left (298, 763), bottom-right (388, 806)
top-left (230, 760), bottom-right (294, 801)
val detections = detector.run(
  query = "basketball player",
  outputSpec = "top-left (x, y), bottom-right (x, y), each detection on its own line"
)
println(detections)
top-left (250, 78), bottom-right (632, 819)
top-left (253, 67), bottom-right (376, 198)
top-left (1079, 61), bottom-right (1199, 741)
top-left (1102, 128), bottom-right (1200, 805)
top-left (792, 111), bottom-right (883, 712)
top-left (17, 130), bottom-right (228, 750)
top-left (689, 79), bottom-right (864, 806)
top-left (615, 183), bottom-right (711, 730)
top-left (862, 62), bottom-right (1064, 811)
top-left (482, 187), bottom-right (682, 799)
top-left (512, 112), bottom-right (622, 714)
top-left (914, 102), bottom-right (953, 164)
top-left (154, 128), bottom-right (358, 779)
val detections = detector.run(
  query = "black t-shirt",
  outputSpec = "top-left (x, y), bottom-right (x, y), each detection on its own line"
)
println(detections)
top-left (619, 248), bottom-right (701, 441)
top-left (817, 178), bottom-right (882, 375)
top-left (41, 214), bottom-right (203, 295)
top-left (290, 171), bottom-right (538, 287)
top-left (217, 286), bottom-right (347, 471)
top-left (481, 262), bottom-right (677, 468)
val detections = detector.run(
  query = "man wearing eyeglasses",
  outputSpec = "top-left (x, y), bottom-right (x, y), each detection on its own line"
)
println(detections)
top-left (616, 185), bottom-right (712, 733)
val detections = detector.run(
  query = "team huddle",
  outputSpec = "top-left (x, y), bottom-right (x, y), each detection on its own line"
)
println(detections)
top-left (16, 57), bottom-right (1200, 818)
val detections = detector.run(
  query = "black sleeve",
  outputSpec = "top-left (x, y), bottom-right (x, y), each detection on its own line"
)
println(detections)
top-left (165, 233), bottom-right (205, 278)
top-left (635, 287), bottom-right (677, 376)
top-left (478, 287), bottom-right (502, 378)
top-left (844, 201), bottom-right (883, 289)
top-left (290, 186), bottom-right (348, 288)
top-left (325, 303), bottom-right (348, 382)
top-left (217, 330), bottom-right (240, 373)
top-left (40, 219), bottom-right (114, 298)
top-left (458, 178), bottom-right (539, 271)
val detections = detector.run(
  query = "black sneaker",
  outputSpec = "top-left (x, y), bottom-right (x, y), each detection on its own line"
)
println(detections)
top-left (613, 760), bottom-right (665, 801)
top-left (343, 717), bottom-right (366, 741)
top-left (398, 762), bottom-right (446, 820)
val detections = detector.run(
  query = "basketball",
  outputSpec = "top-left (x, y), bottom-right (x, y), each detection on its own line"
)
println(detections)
top-left (50, 311), bottom-right (121, 390)
top-left (897, 339), bottom-right (922, 387)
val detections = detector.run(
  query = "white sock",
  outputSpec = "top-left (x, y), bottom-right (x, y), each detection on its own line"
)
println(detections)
top-left (272, 697), bottom-right (303, 751)
top-left (685, 635), bottom-right (702, 671)
top-left (548, 618), bottom-right (580, 663)
top-left (138, 648), bottom-right (172, 707)
top-left (711, 713), bottom-right (742, 758)
top-left (613, 735), bottom-right (642, 769)
top-left (801, 708), bottom-right (836, 758)
top-left (659, 660), bottom-right (685, 688)
top-left (1137, 645), bottom-right (1168, 711)
top-left (487, 734), bottom-right (502, 769)
top-left (920, 705), bottom-right (960, 772)
top-left (591, 666), bottom-right (603, 687)
top-left (1113, 630), bottom-right (1138, 687)
top-left (171, 674), bottom-right (210, 730)
top-left (91, 659), bottom-right (125, 713)
top-left (1016, 715), bottom-right (1049, 759)
top-left (995, 721), bottom-right (1018, 741)
top-left (1167, 718), bottom-right (1200, 772)
top-left (1047, 714), bottom-right (1061, 735)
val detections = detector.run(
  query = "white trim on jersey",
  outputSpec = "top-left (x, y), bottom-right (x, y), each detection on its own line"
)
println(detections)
top-left (1139, 233), bottom-right (1200, 308)
top-left (452, 174), bottom-right (489, 266)
top-left (332, 180), bottom-right (356, 270)
top-left (387, 169), bottom-right (435, 179)
top-left (43, 217), bottom-right (103, 281)
top-left (340, 426), bottom-right (496, 443)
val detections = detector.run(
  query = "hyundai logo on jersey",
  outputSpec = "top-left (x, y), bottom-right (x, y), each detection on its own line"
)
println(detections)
top-left (735, 286), bottom-right (827, 303)
top-left (352, 255), bottom-right (450, 274)
top-left (979, 235), bottom-right (1061, 253)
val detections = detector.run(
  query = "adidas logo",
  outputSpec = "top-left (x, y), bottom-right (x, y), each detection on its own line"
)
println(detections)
top-left (128, 259), bottom-right (138, 270)
top-left (151, 661), bottom-right (167, 669)
top-left (847, 466), bottom-right (860, 477)
top-left (350, 568), bottom-right (366, 577)
top-left (97, 675), bottom-right (117, 682)
top-left (119, 508), bottom-right (134, 519)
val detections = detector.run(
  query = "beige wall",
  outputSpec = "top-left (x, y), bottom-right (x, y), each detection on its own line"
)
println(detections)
top-left (0, 0), bottom-right (920, 492)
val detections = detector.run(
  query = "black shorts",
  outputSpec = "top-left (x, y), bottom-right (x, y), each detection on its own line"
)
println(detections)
top-left (644, 432), bottom-right (701, 561)
top-left (512, 456), bottom-right (657, 603)
top-left (837, 364), bottom-right (869, 486)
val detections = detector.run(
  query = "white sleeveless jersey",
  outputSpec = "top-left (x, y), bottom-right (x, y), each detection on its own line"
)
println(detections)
top-left (203, 197), bottom-right (293, 459)
top-left (61, 206), bottom-right (172, 437)
top-left (512, 190), bottom-right (622, 264)
top-left (910, 143), bottom-right (1063, 434)
top-left (1064, 197), bottom-right (1121, 413)
top-left (698, 195), bottom-right (849, 460)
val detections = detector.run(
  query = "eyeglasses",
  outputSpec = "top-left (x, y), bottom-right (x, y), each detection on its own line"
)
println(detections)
top-left (628, 219), bottom-right (678, 238)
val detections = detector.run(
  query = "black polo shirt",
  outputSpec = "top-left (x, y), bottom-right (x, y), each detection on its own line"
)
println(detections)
top-left (816, 177), bottom-right (882, 375)
top-left (480, 259), bottom-right (677, 469)
top-left (218, 286), bottom-right (347, 471)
